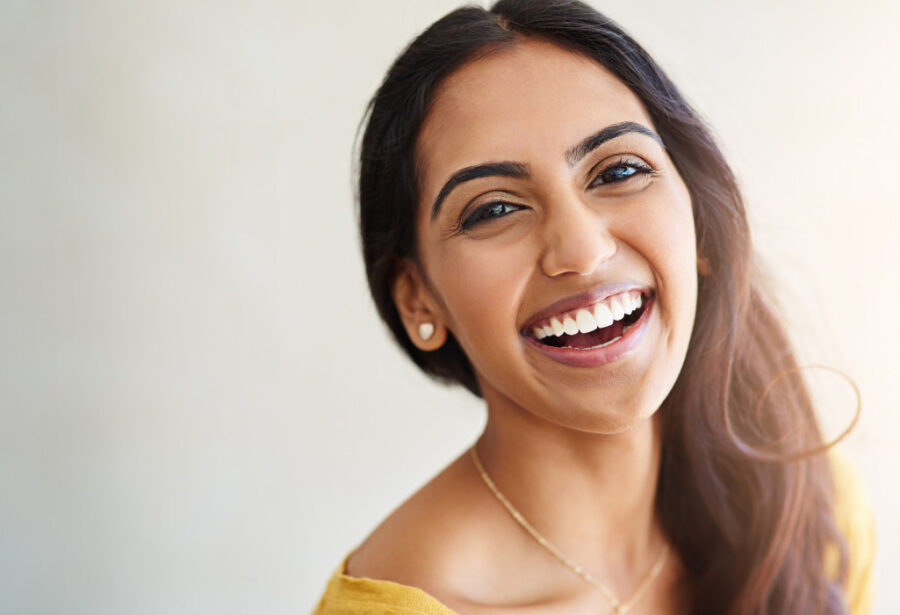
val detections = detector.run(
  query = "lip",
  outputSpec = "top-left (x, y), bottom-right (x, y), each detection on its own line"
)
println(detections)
top-left (522, 293), bottom-right (654, 368)
top-left (520, 282), bottom-right (651, 332)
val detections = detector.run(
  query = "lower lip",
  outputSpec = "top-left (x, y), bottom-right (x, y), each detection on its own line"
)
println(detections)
top-left (523, 295), bottom-right (654, 368)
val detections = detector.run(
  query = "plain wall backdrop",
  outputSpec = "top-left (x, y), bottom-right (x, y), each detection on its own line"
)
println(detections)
top-left (1, 1), bottom-right (898, 613)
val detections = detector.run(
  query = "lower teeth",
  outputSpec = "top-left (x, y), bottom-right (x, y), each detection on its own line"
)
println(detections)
top-left (564, 335), bottom-right (622, 350)
top-left (592, 335), bottom-right (622, 349)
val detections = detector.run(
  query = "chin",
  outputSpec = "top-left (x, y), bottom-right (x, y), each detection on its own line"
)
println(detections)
top-left (478, 364), bottom-right (675, 436)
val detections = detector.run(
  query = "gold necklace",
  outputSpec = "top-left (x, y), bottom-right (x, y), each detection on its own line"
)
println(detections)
top-left (470, 446), bottom-right (670, 615)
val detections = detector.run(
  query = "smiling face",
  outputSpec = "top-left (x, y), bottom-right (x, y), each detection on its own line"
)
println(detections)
top-left (397, 39), bottom-right (698, 433)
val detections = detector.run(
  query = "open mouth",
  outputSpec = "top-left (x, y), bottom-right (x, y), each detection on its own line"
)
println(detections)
top-left (525, 290), bottom-right (652, 351)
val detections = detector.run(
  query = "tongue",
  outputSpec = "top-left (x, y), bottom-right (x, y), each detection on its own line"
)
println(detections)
top-left (561, 320), bottom-right (625, 348)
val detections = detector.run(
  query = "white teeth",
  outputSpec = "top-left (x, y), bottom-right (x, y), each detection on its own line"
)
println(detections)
top-left (550, 317), bottom-right (565, 337)
top-left (609, 297), bottom-right (625, 321)
top-left (533, 292), bottom-right (647, 342)
top-left (575, 309), bottom-right (597, 333)
top-left (593, 302), bottom-right (614, 328)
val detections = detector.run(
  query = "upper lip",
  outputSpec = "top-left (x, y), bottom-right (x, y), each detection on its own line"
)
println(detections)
top-left (520, 282), bottom-right (651, 332)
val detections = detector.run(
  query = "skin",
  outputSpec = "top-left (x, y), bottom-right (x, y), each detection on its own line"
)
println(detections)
top-left (349, 39), bottom-right (698, 614)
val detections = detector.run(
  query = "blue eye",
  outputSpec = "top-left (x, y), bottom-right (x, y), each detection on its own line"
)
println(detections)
top-left (460, 201), bottom-right (522, 230)
top-left (590, 159), bottom-right (653, 187)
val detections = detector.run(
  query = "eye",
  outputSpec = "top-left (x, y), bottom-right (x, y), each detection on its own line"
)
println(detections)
top-left (460, 201), bottom-right (524, 231)
top-left (589, 157), bottom-right (654, 188)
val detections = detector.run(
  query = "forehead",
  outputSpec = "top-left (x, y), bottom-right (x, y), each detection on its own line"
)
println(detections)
top-left (417, 39), bottom-right (654, 192)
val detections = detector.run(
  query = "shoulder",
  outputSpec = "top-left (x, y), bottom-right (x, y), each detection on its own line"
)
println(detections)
top-left (312, 452), bottom-right (480, 615)
top-left (325, 448), bottom-right (572, 613)
top-left (346, 450), bottom-right (490, 582)
top-left (829, 450), bottom-right (876, 615)
top-left (328, 449), bottom-right (522, 612)
top-left (313, 552), bottom-right (460, 615)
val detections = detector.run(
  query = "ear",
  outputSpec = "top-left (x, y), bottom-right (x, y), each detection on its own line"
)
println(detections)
top-left (697, 255), bottom-right (711, 277)
top-left (391, 258), bottom-right (448, 351)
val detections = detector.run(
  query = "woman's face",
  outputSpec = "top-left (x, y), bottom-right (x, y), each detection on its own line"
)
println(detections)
top-left (410, 39), bottom-right (698, 433)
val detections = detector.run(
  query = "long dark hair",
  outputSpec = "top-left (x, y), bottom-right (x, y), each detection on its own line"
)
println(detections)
top-left (357, 1), bottom-right (848, 613)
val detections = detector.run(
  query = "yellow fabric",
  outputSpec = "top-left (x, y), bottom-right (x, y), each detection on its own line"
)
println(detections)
top-left (313, 454), bottom-right (875, 615)
top-left (312, 553), bottom-right (458, 615)
top-left (829, 452), bottom-right (876, 614)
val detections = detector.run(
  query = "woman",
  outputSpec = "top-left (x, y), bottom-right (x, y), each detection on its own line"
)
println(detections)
top-left (314, 1), bottom-right (874, 613)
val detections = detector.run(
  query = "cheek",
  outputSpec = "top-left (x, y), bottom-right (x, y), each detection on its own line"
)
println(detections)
top-left (635, 182), bottom-right (697, 286)
top-left (656, 193), bottom-right (699, 352)
top-left (621, 182), bottom-right (698, 341)
top-left (430, 241), bottom-right (532, 349)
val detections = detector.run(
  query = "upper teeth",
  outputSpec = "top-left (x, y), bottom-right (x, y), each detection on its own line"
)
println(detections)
top-left (532, 291), bottom-right (643, 340)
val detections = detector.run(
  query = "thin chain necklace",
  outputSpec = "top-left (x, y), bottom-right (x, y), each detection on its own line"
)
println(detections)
top-left (469, 445), bottom-right (670, 615)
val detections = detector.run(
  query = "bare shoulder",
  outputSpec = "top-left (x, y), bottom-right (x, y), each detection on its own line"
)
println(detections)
top-left (346, 449), bottom-right (487, 581)
top-left (345, 448), bottom-right (537, 608)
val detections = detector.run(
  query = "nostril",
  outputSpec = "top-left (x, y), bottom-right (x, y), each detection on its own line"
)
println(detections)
top-left (540, 237), bottom-right (617, 278)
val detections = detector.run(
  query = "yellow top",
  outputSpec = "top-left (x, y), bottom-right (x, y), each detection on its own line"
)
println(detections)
top-left (312, 453), bottom-right (875, 615)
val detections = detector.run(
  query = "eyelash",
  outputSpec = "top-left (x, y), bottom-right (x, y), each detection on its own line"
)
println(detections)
top-left (458, 157), bottom-right (655, 232)
top-left (459, 201), bottom-right (522, 231)
top-left (589, 157), bottom-right (654, 188)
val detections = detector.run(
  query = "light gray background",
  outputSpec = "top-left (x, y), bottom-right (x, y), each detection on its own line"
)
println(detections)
top-left (1, 1), bottom-right (897, 613)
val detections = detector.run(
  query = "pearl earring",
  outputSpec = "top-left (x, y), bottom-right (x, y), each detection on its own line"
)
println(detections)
top-left (418, 322), bottom-right (434, 341)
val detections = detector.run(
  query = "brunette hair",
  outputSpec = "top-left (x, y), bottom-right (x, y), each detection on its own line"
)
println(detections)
top-left (357, 1), bottom-right (849, 613)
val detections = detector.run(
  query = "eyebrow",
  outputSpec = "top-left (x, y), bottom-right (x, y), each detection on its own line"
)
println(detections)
top-left (430, 121), bottom-right (663, 220)
top-left (565, 121), bottom-right (663, 166)
top-left (430, 162), bottom-right (529, 220)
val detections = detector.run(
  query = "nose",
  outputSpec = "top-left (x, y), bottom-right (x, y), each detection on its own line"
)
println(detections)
top-left (539, 192), bottom-right (617, 278)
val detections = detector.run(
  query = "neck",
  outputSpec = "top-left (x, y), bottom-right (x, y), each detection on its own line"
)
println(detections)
top-left (475, 395), bottom-right (664, 582)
